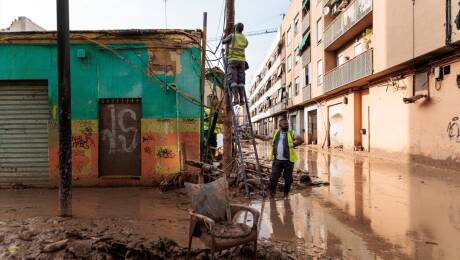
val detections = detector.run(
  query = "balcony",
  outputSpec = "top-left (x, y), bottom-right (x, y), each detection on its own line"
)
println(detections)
top-left (269, 101), bottom-right (288, 116)
top-left (302, 11), bottom-right (310, 34)
top-left (303, 85), bottom-right (311, 101)
top-left (324, 0), bottom-right (373, 50)
top-left (325, 48), bottom-right (372, 92)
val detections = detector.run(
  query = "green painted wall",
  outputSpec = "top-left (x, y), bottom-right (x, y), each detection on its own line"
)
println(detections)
top-left (0, 43), bottom-right (201, 120)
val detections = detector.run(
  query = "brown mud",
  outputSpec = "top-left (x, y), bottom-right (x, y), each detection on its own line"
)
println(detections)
top-left (1, 144), bottom-right (460, 259)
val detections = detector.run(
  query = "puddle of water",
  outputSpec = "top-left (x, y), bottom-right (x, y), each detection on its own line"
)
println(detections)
top-left (249, 142), bottom-right (460, 260)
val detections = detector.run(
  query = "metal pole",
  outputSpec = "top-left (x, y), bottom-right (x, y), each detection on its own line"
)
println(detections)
top-left (200, 12), bottom-right (207, 163)
top-left (57, 0), bottom-right (72, 217)
top-left (223, 0), bottom-right (235, 178)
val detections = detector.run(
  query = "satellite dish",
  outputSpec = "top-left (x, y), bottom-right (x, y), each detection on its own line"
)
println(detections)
top-left (323, 6), bottom-right (331, 16)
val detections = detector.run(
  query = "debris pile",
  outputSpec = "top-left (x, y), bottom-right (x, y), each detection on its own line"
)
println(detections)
top-left (0, 217), bottom-right (333, 259)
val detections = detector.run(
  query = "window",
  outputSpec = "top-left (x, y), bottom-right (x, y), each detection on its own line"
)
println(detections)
top-left (414, 70), bottom-right (429, 95)
top-left (305, 63), bottom-right (311, 85)
top-left (287, 55), bottom-right (292, 71)
top-left (317, 59), bottom-right (324, 84)
top-left (294, 15), bottom-right (300, 35)
top-left (337, 54), bottom-right (344, 66)
top-left (354, 42), bottom-right (363, 56)
top-left (316, 18), bottom-right (323, 44)
top-left (295, 48), bottom-right (300, 64)
top-left (276, 88), bottom-right (283, 103)
top-left (295, 77), bottom-right (300, 96)
top-left (287, 27), bottom-right (292, 45)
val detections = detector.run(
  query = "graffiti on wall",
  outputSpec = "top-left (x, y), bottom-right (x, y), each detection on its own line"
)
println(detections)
top-left (72, 125), bottom-right (95, 149)
top-left (447, 116), bottom-right (460, 143)
top-left (155, 147), bottom-right (175, 159)
top-left (102, 105), bottom-right (139, 154)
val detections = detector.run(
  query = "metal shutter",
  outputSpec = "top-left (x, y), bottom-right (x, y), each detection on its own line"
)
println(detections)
top-left (0, 84), bottom-right (49, 187)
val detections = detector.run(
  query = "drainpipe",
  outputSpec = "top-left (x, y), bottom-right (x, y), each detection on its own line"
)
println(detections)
top-left (446, 0), bottom-right (453, 46)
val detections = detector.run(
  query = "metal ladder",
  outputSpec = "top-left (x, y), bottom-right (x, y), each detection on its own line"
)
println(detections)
top-left (222, 50), bottom-right (265, 198)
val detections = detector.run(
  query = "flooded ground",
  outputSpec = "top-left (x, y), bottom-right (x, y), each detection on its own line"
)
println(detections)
top-left (251, 142), bottom-right (460, 259)
top-left (1, 144), bottom-right (460, 259)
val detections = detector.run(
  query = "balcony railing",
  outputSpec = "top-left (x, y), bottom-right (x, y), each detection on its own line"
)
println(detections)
top-left (302, 11), bottom-right (310, 34)
top-left (269, 101), bottom-right (287, 115)
top-left (324, 0), bottom-right (373, 49)
top-left (325, 48), bottom-right (372, 92)
top-left (303, 85), bottom-right (311, 101)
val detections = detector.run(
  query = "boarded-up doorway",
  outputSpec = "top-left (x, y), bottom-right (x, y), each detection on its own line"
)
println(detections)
top-left (99, 99), bottom-right (141, 177)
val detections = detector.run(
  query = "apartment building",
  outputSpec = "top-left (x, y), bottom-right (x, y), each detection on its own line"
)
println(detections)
top-left (248, 33), bottom-right (287, 136)
top-left (250, 0), bottom-right (460, 169)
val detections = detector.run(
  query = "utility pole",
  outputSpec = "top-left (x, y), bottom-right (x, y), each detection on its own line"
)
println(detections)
top-left (57, 0), bottom-right (72, 217)
top-left (223, 0), bottom-right (235, 178)
top-left (200, 12), bottom-right (207, 165)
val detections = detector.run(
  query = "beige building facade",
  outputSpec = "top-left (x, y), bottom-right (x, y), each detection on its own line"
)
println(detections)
top-left (249, 0), bottom-right (460, 169)
top-left (1, 16), bottom-right (45, 32)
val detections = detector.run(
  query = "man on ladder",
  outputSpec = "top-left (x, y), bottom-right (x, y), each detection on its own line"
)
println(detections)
top-left (222, 22), bottom-right (248, 106)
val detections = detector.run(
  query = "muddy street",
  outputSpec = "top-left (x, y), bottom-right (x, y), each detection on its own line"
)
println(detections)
top-left (1, 145), bottom-right (460, 259)
top-left (254, 142), bottom-right (460, 259)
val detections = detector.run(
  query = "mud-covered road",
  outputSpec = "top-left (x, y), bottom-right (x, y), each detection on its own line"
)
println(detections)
top-left (1, 144), bottom-right (460, 259)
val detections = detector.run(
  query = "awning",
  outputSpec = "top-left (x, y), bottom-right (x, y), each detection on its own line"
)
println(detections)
top-left (298, 30), bottom-right (311, 54)
top-left (331, 0), bottom-right (340, 5)
top-left (303, 0), bottom-right (310, 10)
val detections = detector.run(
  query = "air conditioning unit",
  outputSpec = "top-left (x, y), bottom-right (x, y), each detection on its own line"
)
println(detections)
top-left (434, 66), bottom-right (443, 81)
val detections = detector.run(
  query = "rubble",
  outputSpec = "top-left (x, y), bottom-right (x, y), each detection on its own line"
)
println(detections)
top-left (0, 217), bottom-right (334, 260)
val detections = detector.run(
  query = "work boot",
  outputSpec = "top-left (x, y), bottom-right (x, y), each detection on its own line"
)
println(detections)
top-left (232, 87), bottom-right (240, 105)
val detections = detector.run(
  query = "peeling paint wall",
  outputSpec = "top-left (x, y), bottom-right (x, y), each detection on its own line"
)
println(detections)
top-left (0, 31), bottom-right (202, 187)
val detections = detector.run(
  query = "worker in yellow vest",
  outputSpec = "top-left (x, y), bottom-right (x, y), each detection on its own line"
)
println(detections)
top-left (268, 117), bottom-right (304, 198)
top-left (222, 23), bottom-right (249, 106)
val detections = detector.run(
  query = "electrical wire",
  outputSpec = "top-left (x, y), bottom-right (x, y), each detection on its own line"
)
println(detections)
top-left (73, 34), bottom-right (209, 109)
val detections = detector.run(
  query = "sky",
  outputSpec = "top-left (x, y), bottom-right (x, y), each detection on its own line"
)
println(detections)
top-left (0, 0), bottom-right (291, 83)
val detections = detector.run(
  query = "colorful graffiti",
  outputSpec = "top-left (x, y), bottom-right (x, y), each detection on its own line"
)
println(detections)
top-left (156, 147), bottom-right (176, 158)
top-left (72, 125), bottom-right (94, 149)
top-left (71, 121), bottom-right (98, 178)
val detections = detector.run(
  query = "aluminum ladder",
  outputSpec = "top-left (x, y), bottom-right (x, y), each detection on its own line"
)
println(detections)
top-left (222, 49), bottom-right (265, 198)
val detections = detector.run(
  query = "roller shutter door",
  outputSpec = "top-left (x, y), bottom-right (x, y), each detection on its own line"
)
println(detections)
top-left (0, 84), bottom-right (49, 187)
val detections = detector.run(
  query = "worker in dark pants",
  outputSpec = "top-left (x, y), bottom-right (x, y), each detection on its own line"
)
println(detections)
top-left (222, 22), bottom-right (248, 106)
top-left (267, 117), bottom-right (304, 198)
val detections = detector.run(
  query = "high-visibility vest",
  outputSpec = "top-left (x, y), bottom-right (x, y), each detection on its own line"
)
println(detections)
top-left (214, 123), bottom-right (222, 134)
top-left (228, 33), bottom-right (248, 62)
top-left (269, 129), bottom-right (298, 163)
top-left (204, 108), bottom-right (211, 131)
top-left (204, 108), bottom-right (222, 134)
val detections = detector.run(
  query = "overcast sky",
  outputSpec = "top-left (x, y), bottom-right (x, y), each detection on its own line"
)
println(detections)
top-left (0, 0), bottom-right (290, 82)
